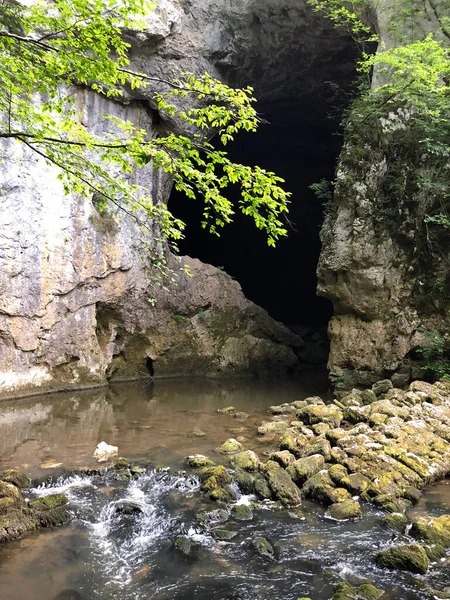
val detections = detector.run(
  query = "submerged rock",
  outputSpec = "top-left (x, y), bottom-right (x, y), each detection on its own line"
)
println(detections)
top-left (174, 536), bottom-right (194, 556)
top-left (212, 528), bottom-right (238, 541)
top-left (286, 454), bottom-right (325, 486)
top-left (218, 406), bottom-right (236, 414)
top-left (375, 543), bottom-right (430, 574)
top-left (231, 504), bottom-right (253, 521)
top-left (52, 591), bottom-right (83, 600)
top-left (258, 421), bottom-right (289, 437)
top-left (251, 536), bottom-right (275, 559)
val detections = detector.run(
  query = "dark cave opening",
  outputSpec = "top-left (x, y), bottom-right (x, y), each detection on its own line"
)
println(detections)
top-left (168, 6), bottom-right (360, 353)
top-left (169, 103), bottom-right (346, 330)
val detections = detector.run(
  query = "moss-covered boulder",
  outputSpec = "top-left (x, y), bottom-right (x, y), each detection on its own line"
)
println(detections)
top-left (258, 421), bottom-right (289, 437)
top-left (231, 450), bottom-right (260, 472)
top-left (185, 455), bottom-right (215, 469)
top-left (1, 470), bottom-right (30, 489)
top-left (251, 536), bottom-right (275, 559)
top-left (199, 465), bottom-right (235, 502)
top-left (286, 455), bottom-right (325, 486)
top-left (328, 499), bottom-right (362, 520)
top-left (212, 528), bottom-right (238, 541)
top-left (269, 450), bottom-right (296, 468)
top-left (302, 472), bottom-right (351, 505)
top-left (328, 464), bottom-right (348, 485)
top-left (0, 481), bottom-right (22, 503)
top-left (216, 438), bottom-right (244, 455)
top-left (174, 536), bottom-right (194, 556)
top-left (297, 404), bottom-right (343, 429)
top-left (28, 494), bottom-right (68, 511)
top-left (332, 581), bottom-right (356, 600)
top-left (234, 469), bottom-right (256, 495)
top-left (263, 460), bottom-right (302, 507)
top-left (231, 504), bottom-right (253, 521)
top-left (0, 497), bottom-right (17, 515)
top-left (424, 543), bottom-right (446, 562)
top-left (279, 431), bottom-right (309, 457)
top-left (380, 513), bottom-right (408, 534)
top-left (410, 515), bottom-right (450, 547)
top-left (253, 474), bottom-right (273, 500)
top-left (341, 473), bottom-right (371, 495)
top-left (375, 543), bottom-right (429, 574)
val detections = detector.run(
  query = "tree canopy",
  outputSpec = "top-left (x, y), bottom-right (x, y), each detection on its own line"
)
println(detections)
top-left (0, 0), bottom-right (291, 279)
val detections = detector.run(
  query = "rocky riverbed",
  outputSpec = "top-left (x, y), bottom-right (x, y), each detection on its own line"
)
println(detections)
top-left (1, 378), bottom-right (450, 599)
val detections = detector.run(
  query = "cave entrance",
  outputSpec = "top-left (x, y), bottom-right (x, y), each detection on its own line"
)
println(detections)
top-left (168, 2), bottom-right (359, 360)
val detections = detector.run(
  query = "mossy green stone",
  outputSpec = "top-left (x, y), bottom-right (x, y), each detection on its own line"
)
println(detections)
top-left (231, 450), bottom-right (259, 472)
top-left (1, 470), bottom-right (30, 489)
top-left (251, 536), bottom-right (275, 559)
top-left (28, 494), bottom-right (68, 511)
top-left (231, 504), bottom-right (253, 521)
top-left (263, 460), bottom-right (302, 507)
top-left (375, 543), bottom-right (429, 574)
top-left (381, 513), bottom-right (408, 534)
top-left (332, 581), bottom-right (356, 600)
top-left (213, 528), bottom-right (238, 540)
top-left (328, 499), bottom-right (362, 520)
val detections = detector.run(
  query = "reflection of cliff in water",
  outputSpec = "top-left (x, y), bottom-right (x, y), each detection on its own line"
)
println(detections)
top-left (0, 372), bottom-right (330, 477)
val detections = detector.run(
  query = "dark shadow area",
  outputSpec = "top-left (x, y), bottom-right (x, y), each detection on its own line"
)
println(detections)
top-left (169, 103), bottom-right (343, 330)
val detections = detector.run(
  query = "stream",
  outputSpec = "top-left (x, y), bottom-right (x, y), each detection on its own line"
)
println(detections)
top-left (0, 374), bottom-right (449, 600)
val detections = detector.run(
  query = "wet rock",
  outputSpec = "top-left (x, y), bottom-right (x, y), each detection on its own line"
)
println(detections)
top-left (253, 474), bottom-right (273, 500)
top-left (129, 465), bottom-right (146, 478)
top-left (302, 471), bottom-right (350, 505)
top-left (234, 469), bottom-right (255, 495)
top-left (216, 438), bottom-right (243, 455)
top-left (410, 515), bottom-right (450, 547)
top-left (114, 457), bottom-right (130, 470)
top-left (279, 430), bottom-right (309, 457)
top-left (257, 421), bottom-right (289, 437)
top-left (268, 450), bottom-right (296, 468)
top-left (174, 536), bottom-right (194, 556)
top-left (268, 403), bottom-right (296, 415)
top-left (332, 581), bottom-right (355, 600)
top-left (93, 441), bottom-right (118, 463)
top-left (196, 508), bottom-right (229, 525)
top-left (199, 465), bottom-right (232, 494)
top-left (0, 481), bottom-right (22, 503)
top-left (28, 494), bottom-right (68, 511)
top-left (212, 528), bottom-right (238, 541)
top-left (235, 411), bottom-right (249, 421)
top-left (186, 455), bottom-right (215, 469)
top-left (341, 473), bottom-right (371, 495)
top-left (231, 504), bottom-right (253, 521)
top-left (297, 404), bottom-right (343, 429)
top-left (218, 406), bottom-right (236, 414)
top-left (251, 536), bottom-right (275, 559)
top-left (402, 486), bottom-right (421, 504)
top-left (1, 470), bottom-right (30, 489)
top-left (424, 543), bottom-right (446, 562)
top-left (0, 497), bottom-right (17, 514)
top-left (327, 499), bottom-right (362, 520)
top-left (375, 543), bottom-right (429, 574)
top-left (263, 460), bottom-right (302, 507)
top-left (231, 450), bottom-right (260, 472)
top-left (286, 455), bottom-right (325, 486)
top-left (381, 513), bottom-right (408, 534)
top-left (115, 501), bottom-right (143, 515)
top-left (372, 380), bottom-right (393, 396)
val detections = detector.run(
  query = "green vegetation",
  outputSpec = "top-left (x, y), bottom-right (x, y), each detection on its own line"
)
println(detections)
top-left (0, 0), bottom-right (290, 282)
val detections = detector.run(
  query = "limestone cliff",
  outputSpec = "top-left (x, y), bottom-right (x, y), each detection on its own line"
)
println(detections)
top-left (317, 0), bottom-right (450, 388)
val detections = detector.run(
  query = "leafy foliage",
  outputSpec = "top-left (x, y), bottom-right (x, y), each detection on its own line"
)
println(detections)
top-left (0, 0), bottom-right (290, 278)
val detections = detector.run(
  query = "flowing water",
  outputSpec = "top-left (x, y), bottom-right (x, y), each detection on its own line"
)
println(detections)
top-left (0, 374), bottom-right (449, 600)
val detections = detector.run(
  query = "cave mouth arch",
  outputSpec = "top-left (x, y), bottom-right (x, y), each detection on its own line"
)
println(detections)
top-left (168, 1), bottom-right (359, 357)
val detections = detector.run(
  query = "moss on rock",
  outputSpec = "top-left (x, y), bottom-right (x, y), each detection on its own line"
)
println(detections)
top-left (328, 499), bottom-right (362, 520)
top-left (216, 438), bottom-right (244, 455)
top-left (375, 543), bottom-right (429, 574)
top-left (231, 450), bottom-right (260, 472)
top-left (286, 455), bottom-right (325, 486)
top-left (1, 470), bottom-right (30, 489)
top-left (263, 460), bottom-right (302, 507)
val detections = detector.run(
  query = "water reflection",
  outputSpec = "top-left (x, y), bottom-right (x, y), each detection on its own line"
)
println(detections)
top-left (0, 372), bottom-right (331, 477)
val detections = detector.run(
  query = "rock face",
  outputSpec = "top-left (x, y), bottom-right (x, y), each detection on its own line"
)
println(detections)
top-left (317, 2), bottom-right (450, 387)
top-left (0, 0), bottom-right (359, 398)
